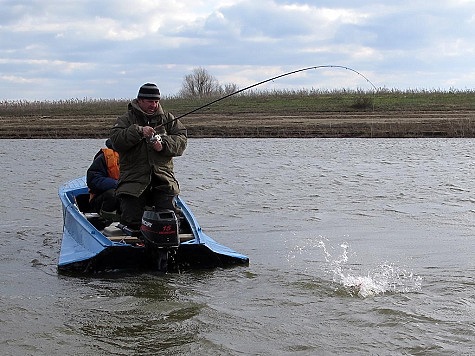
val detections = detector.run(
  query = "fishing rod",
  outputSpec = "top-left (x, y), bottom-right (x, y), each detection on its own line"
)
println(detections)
top-left (157, 65), bottom-right (377, 129)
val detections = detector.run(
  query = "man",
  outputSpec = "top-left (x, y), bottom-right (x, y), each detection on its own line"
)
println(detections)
top-left (110, 83), bottom-right (187, 230)
top-left (86, 139), bottom-right (120, 221)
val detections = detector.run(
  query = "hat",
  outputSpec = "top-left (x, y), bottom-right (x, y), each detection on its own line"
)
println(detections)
top-left (137, 83), bottom-right (161, 100)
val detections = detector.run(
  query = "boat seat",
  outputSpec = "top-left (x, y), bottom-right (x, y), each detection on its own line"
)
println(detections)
top-left (102, 224), bottom-right (195, 243)
top-left (84, 212), bottom-right (101, 220)
top-left (179, 233), bottom-right (195, 242)
top-left (103, 224), bottom-right (141, 243)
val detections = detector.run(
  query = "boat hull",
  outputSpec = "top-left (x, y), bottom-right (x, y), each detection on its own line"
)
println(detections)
top-left (58, 177), bottom-right (249, 273)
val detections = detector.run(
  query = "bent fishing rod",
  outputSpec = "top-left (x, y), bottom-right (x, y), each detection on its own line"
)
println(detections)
top-left (157, 65), bottom-right (377, 129)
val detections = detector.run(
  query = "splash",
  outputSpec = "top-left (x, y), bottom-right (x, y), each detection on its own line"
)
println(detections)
top-left (338, 263), bottom-right (423, 298)
top-left (288, 236), bottom-right (422, 298)
top-left (318, 238), bottom-right (422, 298)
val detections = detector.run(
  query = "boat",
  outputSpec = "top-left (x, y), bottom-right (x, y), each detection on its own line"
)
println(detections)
top-left (58, 177), bottom-right (249, 273)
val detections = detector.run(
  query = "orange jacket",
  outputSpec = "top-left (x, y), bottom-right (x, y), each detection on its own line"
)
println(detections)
top-left (102, 148), bottom-right (120, 180)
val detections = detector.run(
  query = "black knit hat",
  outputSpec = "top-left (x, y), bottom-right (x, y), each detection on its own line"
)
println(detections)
top-left (137, 83), bottom-right (160, 100)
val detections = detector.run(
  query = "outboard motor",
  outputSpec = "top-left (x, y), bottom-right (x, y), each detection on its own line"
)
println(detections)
top-left (140, 209), bottom-right (180, 271)
top-left (140, 210), bottom-right (180, 248)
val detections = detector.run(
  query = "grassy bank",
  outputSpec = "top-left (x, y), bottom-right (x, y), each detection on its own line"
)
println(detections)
top-left (1, 89), bottom-right (475, 138)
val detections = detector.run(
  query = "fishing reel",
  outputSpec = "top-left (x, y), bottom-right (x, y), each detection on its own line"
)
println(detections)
top-left (149, 125), bottom-right (167, 144)
top-left (149, 133), bottom-right (162, 144)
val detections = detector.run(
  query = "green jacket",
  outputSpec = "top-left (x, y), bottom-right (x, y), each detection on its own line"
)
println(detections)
top-left (110, 100), bottom-right (187, 197)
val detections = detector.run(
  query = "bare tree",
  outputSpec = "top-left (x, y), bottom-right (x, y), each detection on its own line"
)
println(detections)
top-left (179, 67), bottom-right (221, 98)
top-left (222, 82), bottom-right (239, 95)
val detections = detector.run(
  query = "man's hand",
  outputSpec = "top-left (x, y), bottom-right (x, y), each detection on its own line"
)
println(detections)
top-left (152, 140), bottom-right (163, 152)
top-left (142, 126), bottom-right (155, 138)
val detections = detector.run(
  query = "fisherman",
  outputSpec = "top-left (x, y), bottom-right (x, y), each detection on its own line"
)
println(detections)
top-left (110, 83), bottom-right (187, 230)
top-left (86, 139), bottom-right (121, 221)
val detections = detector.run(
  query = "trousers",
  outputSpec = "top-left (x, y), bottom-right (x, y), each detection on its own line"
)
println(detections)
top-left (90, 189), bottom-right (120, 214)
top-left (119, 186), bottom-right (176, 229)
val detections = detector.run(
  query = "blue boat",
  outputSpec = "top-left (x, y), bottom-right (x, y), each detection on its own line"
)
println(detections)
top-left (58, 177), bottom-right (249, 273)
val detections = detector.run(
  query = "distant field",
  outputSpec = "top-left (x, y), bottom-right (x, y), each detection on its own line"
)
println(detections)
top-left (1, 90), bottom-right (475, 138)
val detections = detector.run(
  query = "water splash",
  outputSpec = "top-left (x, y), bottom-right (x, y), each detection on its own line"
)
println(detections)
top-left (339, 263), bottom-right (422, 298)
top-left (288, 236), bottom-right (422, 298)
top-left (318, 238), bottom-right (422, 298)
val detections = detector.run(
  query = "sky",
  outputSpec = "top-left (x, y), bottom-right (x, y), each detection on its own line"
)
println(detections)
top-left (1, 0), bottom-right (475, 101)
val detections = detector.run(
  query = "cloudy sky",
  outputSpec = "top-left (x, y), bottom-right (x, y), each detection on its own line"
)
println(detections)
top-left (2, 0), bottom-right (475, 101)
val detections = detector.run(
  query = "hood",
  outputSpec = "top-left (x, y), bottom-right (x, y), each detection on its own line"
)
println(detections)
top-left (129, 99), bottom-right (165, 117)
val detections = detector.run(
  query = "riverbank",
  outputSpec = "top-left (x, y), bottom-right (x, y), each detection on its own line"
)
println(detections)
top-left (1, 91), bottom-right (475, 138)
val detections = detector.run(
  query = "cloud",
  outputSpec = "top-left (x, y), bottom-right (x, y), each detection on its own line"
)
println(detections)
top-left (1, 0), bottom-right (475, 100)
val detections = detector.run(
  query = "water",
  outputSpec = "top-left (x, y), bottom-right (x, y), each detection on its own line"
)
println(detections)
top-left (0, 138), bottom-right (473, 355)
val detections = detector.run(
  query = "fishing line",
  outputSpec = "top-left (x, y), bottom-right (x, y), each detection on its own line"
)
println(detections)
top-left (159, 65), bottom-right (377, 127)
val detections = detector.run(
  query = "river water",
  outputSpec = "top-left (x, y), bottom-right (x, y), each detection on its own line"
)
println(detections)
top-left (0, 138), bottom-right (473, 355)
